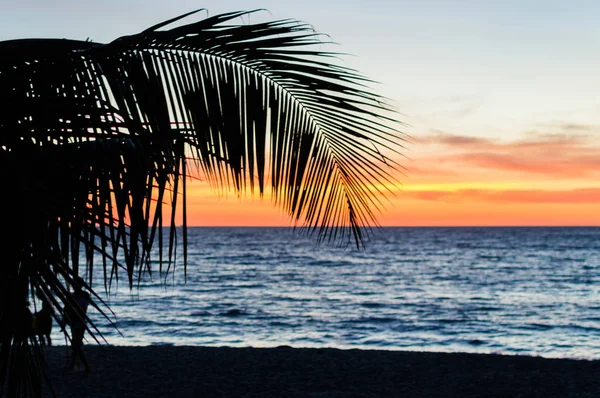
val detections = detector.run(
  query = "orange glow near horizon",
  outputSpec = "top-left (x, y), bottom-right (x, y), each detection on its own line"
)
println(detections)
top-left (182, 182), bottom-right (600, 227)
top-left (178, 129), bottom-right (600, 227)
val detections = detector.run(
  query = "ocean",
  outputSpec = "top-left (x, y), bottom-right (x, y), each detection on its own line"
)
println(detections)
top-left (50, 227), bottom-right (600, 360)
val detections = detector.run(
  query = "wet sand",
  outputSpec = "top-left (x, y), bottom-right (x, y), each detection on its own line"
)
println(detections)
top-left (42, 345), bottom-right (600, 397)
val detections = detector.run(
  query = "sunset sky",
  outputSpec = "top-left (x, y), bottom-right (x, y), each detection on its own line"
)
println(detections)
top-left (2, 1), bottom-right (599, 226)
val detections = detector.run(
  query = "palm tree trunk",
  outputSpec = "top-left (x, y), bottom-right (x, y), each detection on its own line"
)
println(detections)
top-left (0, 168), bottom-right (42, 397)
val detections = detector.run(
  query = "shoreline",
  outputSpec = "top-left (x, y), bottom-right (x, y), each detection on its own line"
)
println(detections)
top-left (42, 345), bottom-right (600, 397)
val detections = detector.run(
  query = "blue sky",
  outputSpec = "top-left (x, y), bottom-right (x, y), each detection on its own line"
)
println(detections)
top-left (2, 1), bottom-right (598, 141)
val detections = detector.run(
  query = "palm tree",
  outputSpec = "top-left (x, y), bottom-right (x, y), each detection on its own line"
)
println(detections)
top-left (0, 9), bottom-right (404, 396)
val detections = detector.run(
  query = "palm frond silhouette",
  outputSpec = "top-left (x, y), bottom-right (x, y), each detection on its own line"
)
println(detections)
top-left (0, 9), bottom-right (405, 396)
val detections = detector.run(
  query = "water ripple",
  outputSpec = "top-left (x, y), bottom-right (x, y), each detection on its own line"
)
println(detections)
top-left (47, 227), bottom-right (600, 360)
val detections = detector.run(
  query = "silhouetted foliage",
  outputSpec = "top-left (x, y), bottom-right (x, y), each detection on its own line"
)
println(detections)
top-left (0, 9), bottom-right (404, 396)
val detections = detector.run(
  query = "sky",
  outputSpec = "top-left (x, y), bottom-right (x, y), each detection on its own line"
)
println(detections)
top-left (2, 1), bottom-right (599, 226)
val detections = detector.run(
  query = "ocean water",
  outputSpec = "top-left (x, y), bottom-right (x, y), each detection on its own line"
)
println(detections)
top-left (50, 227), bottom-right (600, 360)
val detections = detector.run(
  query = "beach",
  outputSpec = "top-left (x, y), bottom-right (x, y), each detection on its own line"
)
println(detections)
top-left (42, 345), bottom-right (600, 397)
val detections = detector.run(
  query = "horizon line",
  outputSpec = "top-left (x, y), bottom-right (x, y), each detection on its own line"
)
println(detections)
top-left (177, 225), bottom-right (600, 228)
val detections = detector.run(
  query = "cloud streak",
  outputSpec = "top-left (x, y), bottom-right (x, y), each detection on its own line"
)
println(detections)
top-left (404, 188), bottom-right (600, 204)
top-left (411, 129), bottom-right (600, 178)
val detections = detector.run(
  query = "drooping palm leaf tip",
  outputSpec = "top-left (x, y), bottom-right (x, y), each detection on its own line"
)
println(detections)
top-left (0, 9), bottom-right (405, 396)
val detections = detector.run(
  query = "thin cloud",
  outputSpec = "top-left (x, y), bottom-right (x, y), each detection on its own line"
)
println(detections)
top-left (535, 121), bottom-right (598, 133)
top-left (414, 130), bottom-right (600, 178)
top-left (404, 188), bottom-right (600, 204)
top-left (451, 152), bottom-right (600, 177)
top-left (422, 130), bottom-right (593, 150)
top-left (424, 129), bottom-right (490, 146)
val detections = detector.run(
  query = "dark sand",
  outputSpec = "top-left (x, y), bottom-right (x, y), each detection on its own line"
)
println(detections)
top-left (41, 345), bottom-right (600, 397)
